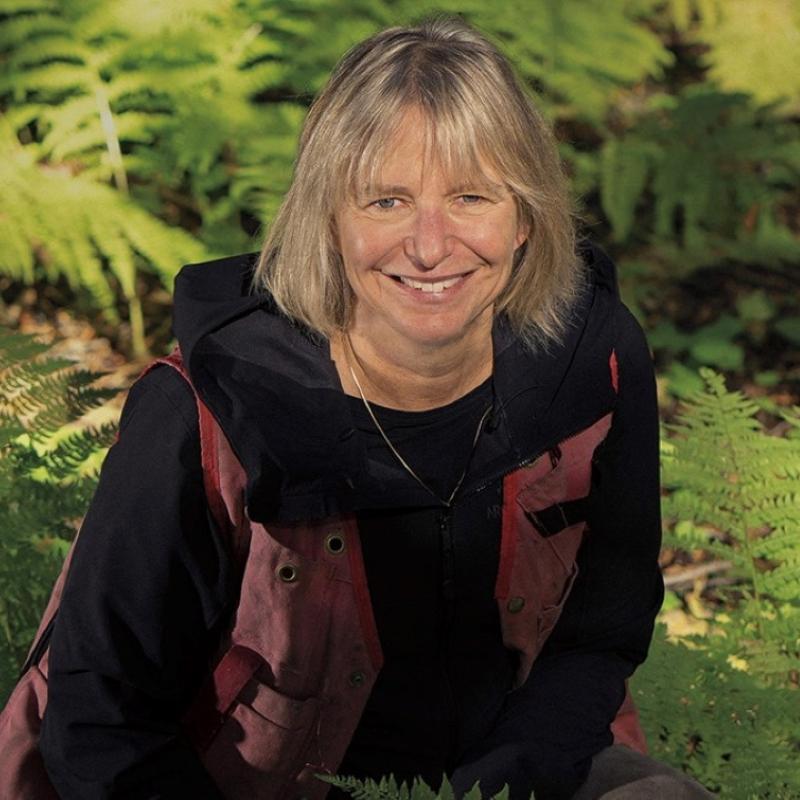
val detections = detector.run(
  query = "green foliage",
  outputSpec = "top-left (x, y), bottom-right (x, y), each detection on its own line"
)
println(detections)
top-left (632, 625), bottom-right (800, 799)
top-left (648, 315), bottom-right (746, 373)
top-left (0, 0), bottom-right (304, 231)
top-left (320, 773), bottom-right (512, 800)
top-left (699, 0), bottom-right (800, 115)
top-left (600, 87), bottom-right (800, 262)
top-left (0, 127), bottom-right (207, 355)
top-left (0, 327), bottom-right (120, 705)
top-left (658, 365), bottom-right (800, 700)
top-left (662, 368), bottom-right (800, 613)
top-left (0, 0), bottom-right (305, 352)
top-left (235, 0), bottom-right (672, 123)
top-left (775, 317), bottom-right (800, 346)
top-left (636, 370), bottom-right (800, 797)
top-left (438, 0), bottom-right (672, 123)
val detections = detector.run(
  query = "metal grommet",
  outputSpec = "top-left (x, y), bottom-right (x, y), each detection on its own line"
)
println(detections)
top-left (276, 563), bottom-right (299, 583)
top-left (324, 531), bottom-right (346, 554)
top-left (507, 596), bottom-right (525, 613)
top-left (348, 670), bottom-right (366, 687)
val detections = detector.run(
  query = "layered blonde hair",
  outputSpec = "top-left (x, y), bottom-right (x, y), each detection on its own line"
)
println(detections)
top-left (251, 16), bottom-right (584, 351)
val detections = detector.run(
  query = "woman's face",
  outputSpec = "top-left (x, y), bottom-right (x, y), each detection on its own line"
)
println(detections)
top-left (334, 108), bottom-right (527, 356)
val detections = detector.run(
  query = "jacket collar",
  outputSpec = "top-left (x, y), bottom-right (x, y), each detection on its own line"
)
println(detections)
top-left (172, 243), bottom-right (619, 523)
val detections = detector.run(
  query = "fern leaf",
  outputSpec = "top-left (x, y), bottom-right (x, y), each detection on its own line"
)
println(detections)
top-left (600, 138), bottom-right (655, 242)
top-left (0, 329), bottom-right (121, 703)
top-left (700, 0), bottom-right (800, 114)
top-left (663, 367), bottom-right (800, 607)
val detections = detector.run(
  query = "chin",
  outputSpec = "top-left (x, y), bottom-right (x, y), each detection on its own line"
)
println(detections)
top-left (399, 322), bottom-right (475, 349)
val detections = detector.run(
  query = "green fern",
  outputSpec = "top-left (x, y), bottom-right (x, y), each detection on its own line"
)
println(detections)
top-left (661, 367), bottom-right (800, 685)
top-left (0, 0), bottom-right (302, 239)
top-left (633, 625), bottom-right (800, 799)
top-left (0, 128), bottom-right (208, 356)
top-left (600, 86), bottom-right (800, 261)
top-left (276, 0), bottom-right (673, 124)
top-left (0, 327), bottom-right (121, 704)
top-left (699, 0), bottom-right (800, 115)
top-left (662, 368), bottom-right (800, 600)
top-left (320, 774), bottom-right (511, 800)
top-left (0, 0), bottom-right (303, 348)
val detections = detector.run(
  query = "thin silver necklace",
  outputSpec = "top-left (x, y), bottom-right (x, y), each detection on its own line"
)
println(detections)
top-left (345, 334), bottom-right (492, 507)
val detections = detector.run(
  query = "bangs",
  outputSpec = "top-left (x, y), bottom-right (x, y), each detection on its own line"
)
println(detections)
top-left (339, 100), bottom-right (513, 204)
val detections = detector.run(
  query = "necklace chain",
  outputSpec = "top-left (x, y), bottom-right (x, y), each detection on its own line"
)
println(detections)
top-left (344, 334), bottom-right (492, 507)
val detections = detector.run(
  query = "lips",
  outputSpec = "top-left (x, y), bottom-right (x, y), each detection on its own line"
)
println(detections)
top-left (384, 272), bottom-right (468, 294)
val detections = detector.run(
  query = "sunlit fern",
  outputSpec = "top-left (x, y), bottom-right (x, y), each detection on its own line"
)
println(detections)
top-left (0, 328), bottom-right (121, 703)
top-left (661, 367), bottom-right (800, 684)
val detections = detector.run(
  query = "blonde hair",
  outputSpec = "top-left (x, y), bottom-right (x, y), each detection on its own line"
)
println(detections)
top-left (251, 15), bottom-right (584, 351)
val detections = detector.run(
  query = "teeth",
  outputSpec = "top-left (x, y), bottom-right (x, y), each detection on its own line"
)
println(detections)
top-left (397, 275), bottom-right (462, 293)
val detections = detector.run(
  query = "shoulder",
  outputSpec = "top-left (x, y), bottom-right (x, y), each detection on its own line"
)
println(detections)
top-left (120, 361), bottom-right (199, 440)
top-left (173, 252), bottom-right (259, 297)
top-left (578, 240), bottom-right (654, 387)
top-left (579, 239), bottom-right (619, 299)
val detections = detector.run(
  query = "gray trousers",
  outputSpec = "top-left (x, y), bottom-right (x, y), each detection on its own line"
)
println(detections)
top-left (572, 746), bottom-right (715, 799)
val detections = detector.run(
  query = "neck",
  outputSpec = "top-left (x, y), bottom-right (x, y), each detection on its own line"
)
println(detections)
top-left (330, 329), bottom-right (494, 411)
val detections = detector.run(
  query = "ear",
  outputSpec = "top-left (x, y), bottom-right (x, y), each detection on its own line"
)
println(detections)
top-left (514, 219), bottom-right (530, 251)
top-left (513, 202), bottom-right (531, 250)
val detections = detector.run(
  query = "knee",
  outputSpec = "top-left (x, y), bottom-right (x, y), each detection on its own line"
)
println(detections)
top-left (597, 773), bottom-right (715, 799)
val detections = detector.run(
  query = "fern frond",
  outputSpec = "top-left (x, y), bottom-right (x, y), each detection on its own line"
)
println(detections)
top-left (0, 327), bottom-right (52, 365)
top-left (35, 421), bottom-right (119, 481)
top-left (0, 328), bottom-right (122, 703)
top-left (663, 367), bottom-right (800, 609)
top-left (601, 86), bottom-right (799, 253)
top-left (0, 139), bottom-right (208, 321)
top-left (319, 774), bottom-right (507, 800)
top-left (699, 0), bottom-right (800, 114)
top-left (633, 626), bottom-right (800, 796)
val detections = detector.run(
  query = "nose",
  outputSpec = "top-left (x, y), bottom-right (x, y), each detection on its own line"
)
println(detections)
top-left (403, 206), bottom-right (453, 271)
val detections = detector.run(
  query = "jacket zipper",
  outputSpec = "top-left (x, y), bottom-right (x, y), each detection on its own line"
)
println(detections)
top-left (438, 509), bottom-right (459, 762)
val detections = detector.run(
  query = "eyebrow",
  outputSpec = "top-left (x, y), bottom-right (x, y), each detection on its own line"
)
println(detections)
top-left (360, 179), bottom-right (506, 197)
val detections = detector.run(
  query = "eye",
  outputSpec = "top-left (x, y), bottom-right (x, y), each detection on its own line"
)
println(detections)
top-left (372, 197), bottom-right (398, 210)
top-left (459, 194), bottom-right (484, 205)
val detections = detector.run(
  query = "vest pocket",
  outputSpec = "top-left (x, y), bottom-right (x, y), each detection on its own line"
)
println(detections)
top-left (536, 559), bottom-right (579, 648)
top-left (201, 669), bottom-right (320, 800)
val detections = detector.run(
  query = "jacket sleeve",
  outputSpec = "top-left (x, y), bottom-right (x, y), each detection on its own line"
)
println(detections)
top-left (39, 365), bottom-right (236, 799)
top-left (452, 304), bottom-right (664, 800)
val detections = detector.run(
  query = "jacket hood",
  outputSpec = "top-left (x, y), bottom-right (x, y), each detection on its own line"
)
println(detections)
top-left (171, 243), bottom-right (621, 523)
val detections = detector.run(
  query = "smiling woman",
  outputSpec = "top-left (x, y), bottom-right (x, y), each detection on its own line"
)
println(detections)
top-left (255, 19), bottom-right (582, 360)
top-left (21, 14), bottom-right (713, 800)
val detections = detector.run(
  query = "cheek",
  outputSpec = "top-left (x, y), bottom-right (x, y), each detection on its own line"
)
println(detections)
top-left (460, 221), bottom-right (523, 262)
top-left (340, 223), bottom-right (396, 272)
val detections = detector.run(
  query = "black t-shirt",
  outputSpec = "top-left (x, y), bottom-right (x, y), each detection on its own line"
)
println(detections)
top-left (339, 380), bottom-right (519, 788)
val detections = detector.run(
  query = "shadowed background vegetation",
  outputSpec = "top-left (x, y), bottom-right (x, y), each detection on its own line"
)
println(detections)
top-left (0, 1), bottom-right (798, 797)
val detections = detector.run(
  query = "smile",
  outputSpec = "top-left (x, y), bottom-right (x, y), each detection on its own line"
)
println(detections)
top-left (388, 274), bottom-right (467, 294)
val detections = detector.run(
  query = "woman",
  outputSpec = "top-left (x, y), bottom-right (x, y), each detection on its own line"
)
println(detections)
top-left (34, 15), bottom-right (710, 800)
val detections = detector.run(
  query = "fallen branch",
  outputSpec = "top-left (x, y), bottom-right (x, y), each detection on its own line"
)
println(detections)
top-left (664, 559), bottom-right (733, 588)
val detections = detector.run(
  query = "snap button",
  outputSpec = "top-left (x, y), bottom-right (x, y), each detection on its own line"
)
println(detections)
top-left (507, 596), bottom-right (525, 613)
top-left (276, 563), bottom-right (299, 583)
top-left (348, 670), bottom-right (366, 687)
top-left (324, 531), bottom-right (346, 554)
